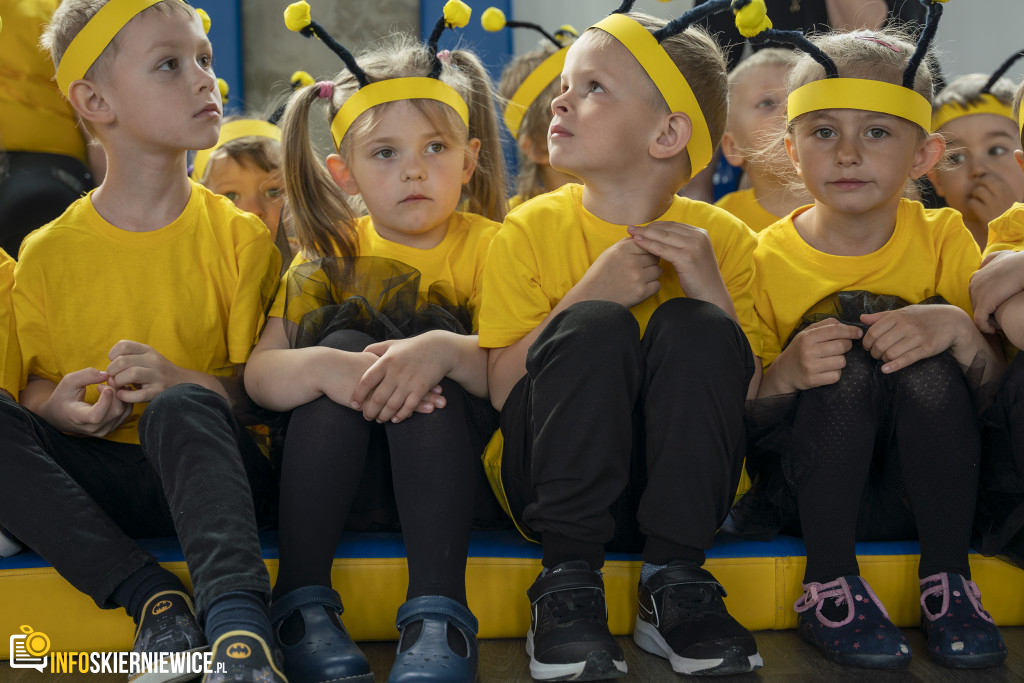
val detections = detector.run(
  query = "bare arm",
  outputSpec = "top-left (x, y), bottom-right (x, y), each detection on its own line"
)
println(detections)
top-left (825, 0), bottom-right (887, 31)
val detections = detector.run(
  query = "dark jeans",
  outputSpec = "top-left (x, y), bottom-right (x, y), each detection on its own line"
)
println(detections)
top-left (500, 298), bottom-right (754, 569)
top-left (0, 384), bottom-right (276, 617)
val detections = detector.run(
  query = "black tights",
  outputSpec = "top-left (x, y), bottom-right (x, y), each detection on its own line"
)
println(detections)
top-left (794, 344), bottom-right (979, 583)
top-left (273, 330), bottom-right (477, 605)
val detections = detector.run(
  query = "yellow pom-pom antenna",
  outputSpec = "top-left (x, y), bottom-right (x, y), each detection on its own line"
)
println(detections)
top-left (284, 1), bottom-right (312, 32)
top-left (291, 70), bottom-right (315, 88)
top-left (217, 78), bottom-right (229, 105)
top-left (443, 0), bottom-right (472, 29)
top-left (733, 0), bottom-right (771, 38)
top-left (481, 7), bottom-right (507, 33)
top-left (196, 8), bottom-right (211, 34)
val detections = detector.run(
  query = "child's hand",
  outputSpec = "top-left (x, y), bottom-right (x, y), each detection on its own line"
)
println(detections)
top-left (970, 250), bottom-right (1024, 333)
top-left (39, 368), bottom-right (133, 437)
top-left (860, 305), bottom-right (963, 373)
top-left (573, 238), bottom-right (661, 308)
top-left (106, 340), bottom-right (184, 403)
top-left (627, 222), bottom-right (730, 307)
top-left (350, 336), bottom-right (449, 423)
top-left (772, 319), bottom-right (863, 392)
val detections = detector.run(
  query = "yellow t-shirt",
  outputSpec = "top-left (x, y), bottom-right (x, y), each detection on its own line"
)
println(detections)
top-left (714, 188), bottom-right (783, 233)
top-left (14, 181), bottom-right (281, 443)
top-left (983, 203), bottom-right (1024, 257)
top-left (755, 199), bottom-right (980, 368)
top-left (479, 183), bottom-right (761, 355)
top-left (271, 211), bottom-right (500, 334)
top-left (0, 248), bottom-right (20, 397)
top-left (0, 0), bottom-right (88, 161)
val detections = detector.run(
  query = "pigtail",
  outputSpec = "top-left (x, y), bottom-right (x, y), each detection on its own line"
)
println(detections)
top-left (280, 83), bottom-right (359, 261)
top-left (449, 50), bottom-right (508, 222)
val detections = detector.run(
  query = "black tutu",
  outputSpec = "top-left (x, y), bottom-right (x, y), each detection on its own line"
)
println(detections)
top-left (726, 290), bottom-right (988, 541)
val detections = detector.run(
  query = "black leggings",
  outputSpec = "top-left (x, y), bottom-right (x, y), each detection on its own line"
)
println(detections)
top-left (794, 343), bottom-right (979, 583)
top-left (273, 330), bottom-right (482, 606)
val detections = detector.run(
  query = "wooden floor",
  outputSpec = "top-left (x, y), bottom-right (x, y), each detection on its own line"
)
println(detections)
top-left (8, 628), bottom-right (1024, 682)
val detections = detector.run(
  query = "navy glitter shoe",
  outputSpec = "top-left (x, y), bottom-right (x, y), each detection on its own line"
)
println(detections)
top-left (920, 572), bottom-right (1007, 668)
top-left (794, 575), bottom-right (911, 669)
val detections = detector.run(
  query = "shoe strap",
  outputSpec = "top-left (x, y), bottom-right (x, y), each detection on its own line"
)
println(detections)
top-left (642, 564), bottom-right (726, 598)
top-left (527, 566), bottom-right (604, 604)
top-left (270, 584), bottom-right (343, 625)
top-left (920, 572), bottom-right (992, 624)
top-left (395, 595), bottom-right (479, 636)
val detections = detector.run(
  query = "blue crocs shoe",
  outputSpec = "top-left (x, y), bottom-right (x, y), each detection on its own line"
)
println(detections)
top-left (270, 585), bottom-right (373, 683)
top-left (387, 595), bottom-right (478, 683)
top-left (794, 575), bottom-right (911, 669)
top-left (920, 572), bottom-right (1007, 668)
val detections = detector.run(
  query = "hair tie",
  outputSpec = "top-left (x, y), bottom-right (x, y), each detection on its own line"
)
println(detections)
top-left (317, 81), bottom-right (335, 100)
top-left (436, 49), bottom-right (452, 64)
top-left (856, 35), bottom-right (901, 52)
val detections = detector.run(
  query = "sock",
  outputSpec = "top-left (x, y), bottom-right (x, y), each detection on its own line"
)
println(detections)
top-left (640, 562), bottom-right (667, 585)
top-left (111, 563), bottom-right (188, 625)
top-left (204, 590), bottom-right (273, 645)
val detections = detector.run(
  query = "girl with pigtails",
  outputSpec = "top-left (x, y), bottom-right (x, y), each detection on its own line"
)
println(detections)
top-left (731, 0), bottom-right (1008, 670)
top-left (242, 3), bottom-right (507, 682)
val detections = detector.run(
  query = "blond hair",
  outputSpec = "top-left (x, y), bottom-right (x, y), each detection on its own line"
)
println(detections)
top-left (1014, 80), bottom-right (1024, 148)
top-left (498, 42), bottom-right (565, 201)
top-left (281, 35), bottom-right (507, 261)
top-left (589, 12), bottom-right (728, 182)
top-left (41, 0), bottom-right (196, 79)
top-left (728, 48), bottom-right (800, 88)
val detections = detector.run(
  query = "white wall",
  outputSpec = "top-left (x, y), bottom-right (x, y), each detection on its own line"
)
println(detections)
top-left (510, 0), bottom-right (1024, 82)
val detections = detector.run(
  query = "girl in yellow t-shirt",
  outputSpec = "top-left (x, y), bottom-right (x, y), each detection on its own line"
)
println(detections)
top-left (243, 6), bottom-right (505, 682)
top-left (736, 11), bottom-right (1007, 671)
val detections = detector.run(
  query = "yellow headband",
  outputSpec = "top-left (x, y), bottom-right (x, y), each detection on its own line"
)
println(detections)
top-left (56, 0), bottom-right (172, 97)
top-left (591, 14), bottom-right (713, 176)
top-left (191, 119), bottom-right (283, 180)
top-left (505, 47), bottom-right (569, 139)
top-left (329, 77), bottom-right (469, 150)
top-left (931, 94), bottom-right (1014, 132)
top-left (787, 78), bottom-right (932, 131)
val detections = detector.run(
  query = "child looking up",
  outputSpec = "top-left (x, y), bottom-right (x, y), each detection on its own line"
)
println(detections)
top-left (716, 47), bottom-right (808, 231)
top-left (0, 1), bottom-right (284, 681)
top-left (929, 71), bottom-right (1024, 248)
top-left (485, 9), bottom-right (579, 208)
top-left (479, 0), bottom-right (767, 678)
top-left (244, 3), bottom-right (506, 682)
top-left (741, 3), bottom-right (1007, 670)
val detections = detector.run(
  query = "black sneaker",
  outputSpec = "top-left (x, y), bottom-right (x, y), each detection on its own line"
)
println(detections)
top-left (130, 591), bottom-right (208, 683)
top-left (526, 560), bottom-right (627, 681)
top-left (633, 563), bottom-right (762, 675)
top-left (202, 631), bottom-right (287, 683)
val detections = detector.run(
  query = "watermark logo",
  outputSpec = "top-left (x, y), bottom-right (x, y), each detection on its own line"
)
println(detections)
top-left (10, 625), bottom-right (50, 672)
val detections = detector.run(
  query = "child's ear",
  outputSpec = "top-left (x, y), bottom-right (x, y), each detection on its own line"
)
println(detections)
top-left (909, 132), bottom-right (945, 179)
top-left (783, 134), bottom-right (802, 177)
top-left (462, 138), bottom-right (481, 184)
top-left (649, 112), bottom-right (692, 160)
top-left (326, 154), bottom-right (359, 195)
top-left (518, 134), bottom-right (550, 165)
top-left (720, 130), bottom-right (746, 169)
top-left (69, 79), bottom-right (114, 126)
top-left (1015, 149), bottom-right (1024, 174)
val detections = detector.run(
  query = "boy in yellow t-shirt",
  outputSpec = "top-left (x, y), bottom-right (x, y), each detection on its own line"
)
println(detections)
top-left (479, 3), bottom-right (762, 679)
top-left (0, 2), bottom-right (283, 680)
top-left (715, 48), bottom-right (807, 232)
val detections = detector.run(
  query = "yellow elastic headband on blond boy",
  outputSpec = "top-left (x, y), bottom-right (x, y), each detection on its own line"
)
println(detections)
top-left (191, 119), bottom-right (283, 180)
top-left (787, 78), bottom-right (933, 131)
top-left (56, 0), bottom-right (176, 97)
top-left (592, 14), bottom-right (713, 176)
top-left (504, 47), bottom-right (568, 139)
top-left (931, 94), bottom-right (1014, 132)
top-left (329, 78), bottom-right (469, 151)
